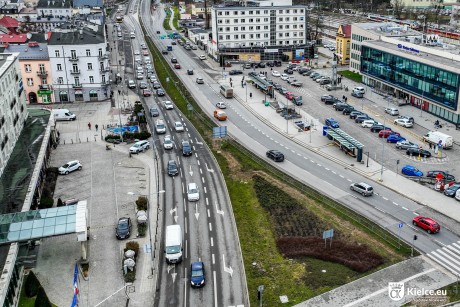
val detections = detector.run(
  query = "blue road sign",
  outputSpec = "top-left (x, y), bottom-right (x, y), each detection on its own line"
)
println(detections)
top-left (398, 222), bottom-right (404, 228)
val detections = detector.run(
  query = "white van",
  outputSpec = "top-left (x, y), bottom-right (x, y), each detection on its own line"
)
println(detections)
top-left (155, 119), bottom-right (166, 134)
top-left (165, 225), bottom-right (182, 264)
top-left (130, 32), bottom-right (135, 39)
top-left (52, 109), bottom-right (76, 121)
top-left (423, 131), bottom-right (453, 149)
top-left (128, 80), bottom-right (136, 89)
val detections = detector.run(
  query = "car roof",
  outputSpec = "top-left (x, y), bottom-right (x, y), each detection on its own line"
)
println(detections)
top-left (191, 261), bottom-right (204, 270)
top-left (188, 182), bottom-right (197, 188)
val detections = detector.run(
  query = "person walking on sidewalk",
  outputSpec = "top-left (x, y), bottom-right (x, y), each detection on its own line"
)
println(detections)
top-left (95, 124), bottom-right (99, 131)
top-left (88, 122), bottom-right (91, 130)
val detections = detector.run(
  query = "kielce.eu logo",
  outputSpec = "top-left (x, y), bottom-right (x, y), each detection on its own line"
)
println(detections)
top-left (388, 282), bottom-right (405, 301)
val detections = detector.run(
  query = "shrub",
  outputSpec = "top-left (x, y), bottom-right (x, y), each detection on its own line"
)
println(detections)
top-left (125, 241), bottom-right (140, 256)
top-left (136, 196), bottom-right (148, 211)
top-left (138, 224), bottom-right (147, 237)
top-left (105, 134), bottom-right (121, 141)
top-left (34, 287), bottom-right (52, 307)
top-left (39, 197), bottom-right (53, 209)
top-left (123, 131), bottom-right (151, 141)
top-left (124, 271), bottom-right (136, 283)
top-left (57, 198), bottom-right (63, 207)
top-left (24, 271), bottom-right (40, 298)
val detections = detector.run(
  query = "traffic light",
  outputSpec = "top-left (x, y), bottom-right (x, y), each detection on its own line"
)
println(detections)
top-left (413, 235), bottom-right (418, 241)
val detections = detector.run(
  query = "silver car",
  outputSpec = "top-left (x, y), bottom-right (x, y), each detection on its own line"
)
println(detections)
top-left (396, 140), bottom-right (418, 150)
top-left (350, 182), bottom-right (373, 196)
top-left (59, 160), bottom-right (82, 175)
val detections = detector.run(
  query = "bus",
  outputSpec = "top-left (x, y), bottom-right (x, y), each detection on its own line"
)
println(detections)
top-left (116, 16), bottom-right (123, 23)
top-left (220, 85), bottom-right (233, 98)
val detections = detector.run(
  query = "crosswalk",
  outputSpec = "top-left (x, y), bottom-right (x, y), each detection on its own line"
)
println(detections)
top-left (405, 155), bottom-right (449, 164)
top-left (427, 241), bottom-right (460, 277)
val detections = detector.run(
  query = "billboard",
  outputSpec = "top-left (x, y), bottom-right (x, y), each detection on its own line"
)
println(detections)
top-left (295, 49), bottom-right (305, 60)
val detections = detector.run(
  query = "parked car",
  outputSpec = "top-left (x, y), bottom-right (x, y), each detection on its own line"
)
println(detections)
top-left (271, 70), bottom-right (281, 77)
top-left (190, 261), bottom-right (206, 288)
top-left (406, 147), bottom-right (431, 158)
top-left (385, 107), bottom-right (400, 116)
top-left (333, 102), bottom-right (350, 111)
top-left (199, 55), bottom-right (206, 60)
top-left (395, 140), bottom-right (417, 150)
top-left (115, 217), bottom-right (132, 239)
top-left (426, 171), bottom-right (456, 181)
top-left (349, 111), bottom-right (363, 119)
top-left (187, 183), bottom-right (200, 201)
top-left (355, 114), bottom-right (372, 123)
top-left (325, 118), bottom-right (340, 128)
top-left (402, 165), bottom-right (423, 177)
top-left (167, 160), bottom-right (179, 176)
top-left (229, 70), bottom-right (243, 75)
top-left (285, 92), bottom-right (295, 100)
top-left (321, 94), bottom-right (334, 102)
top-left (378, 130), bottom-right (398, 138)
top-left (387, 134), bottom-right (406, 143)
top-left (361, 120), bottom-right (376, 128)
top-left (323, 96), bottom-right (341, 105)
top-left (398, 115), bottom-right (415, 123)
top-left (58, 160), bottom-right (82, 175)
top-left (370, 124), bottom-right (386, 133)
top-left (266, 150), bottom-right (284, 162)
top-left (351, 91), bottom-right (364, 98)
top-left (284, 69), bottom-right (293, 74)
top-left (444, 184), bottom-right (460, 197)
top-left (129, 140), bottom-right (150, 153)
top-left (342, 105), bottom-right (355, 115)
top-left (394, 118), bottom-right (413, 127)
top-left (181, 140), bottom-right (192, 156)
top-left (163, 135), bottom-right (173, 150)
top-left (353, 86), bottom-right (365, 94)
top-left (350, 182), bottom-right (374, 196)
top-left (319, 78), bottom-right (332, 85)
top-left (412, 216), bottom-right (440, 234)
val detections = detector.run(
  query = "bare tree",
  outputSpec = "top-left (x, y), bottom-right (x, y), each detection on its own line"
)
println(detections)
top-left (391, 0), bottom-right (405, 19)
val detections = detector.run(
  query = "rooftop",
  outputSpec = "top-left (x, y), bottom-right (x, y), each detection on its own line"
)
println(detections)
top-left (0, 16), bottom-right (19, 28)
top-left (73, 0), bottom-right (103, 7)
top-left (353, 22), bottom-right (422, 37)
top-left (48, 26), bottom-right (104, 45)
top-left (0, 33), bottom-right (29, 43)
top-left (4, 43), bottom-right (49, 60)
top-left (36, 0), bottom-right (72, 8)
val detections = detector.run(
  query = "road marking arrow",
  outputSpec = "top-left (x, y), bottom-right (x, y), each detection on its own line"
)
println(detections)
top-left (171, 272), bottom-right (177, 283)
top-left (189, 165), bottom-right (193, 177)
top-left (205, 163), bottom-right (214, 173)
top-left (222, 254), bottom-right (233, 277)
top-left (169, 207), bottom-right (177, 215)
top-left (195, 203), bottom-right (200, 220)
top-left (215, 202), bottom-right (224, 216)
top-left (195, 138), bottom-right (203, 145)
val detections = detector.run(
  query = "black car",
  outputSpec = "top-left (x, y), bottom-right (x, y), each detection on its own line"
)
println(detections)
top-left (171, 58), bottom-right (178, 63)
top-left (167, 160), bottom-right (179, 176)
top-left (284, 69), bottom-right (293, 74)
top-left (370, 124), bottom-right (385, 133)
top-left (355, 115), bottom-right (372, 123)
top-left (157, 30), bottom-right (161, 34)
top-left (229, 70), bottom-right (243, 75)
top-left (333, 102), bottom-right (350, 111)
top-left (266, 150), bottom-right (284, 162)
top-left (266, 61), bottom-right (275, 67)
top-left (156, 89), bottom-right (165, 96)
top-left (349, 111), bottom-right (363, 119)
top-left (273, 83), bottom-right (282, 91)
top-left (342, 105), bottom-right (355, 115)
top-left (162, 50), bottom-right (168, 54)
top-left (115, 217), bottom-right (132, 240)
top-left (324, 97), bottom-right (341, 105)
top-left (444, 184), bottom-right (460, 197)
top-left (321, 95), bottom-right (334, 102)
top-left (426, 171), bottom-right (455, 181)
top-left (187, 69), bottom-right (194, 75)
top-left (258, 62), bottom-right (266, 68)
top-left (406, 148), bottom-right (432, 158)
top-left (298, 68), bottom-right (310, 74)
top-left (181, 140), bottom-right (192, 156)
top-left (274, 60), bottom-right (282, 67)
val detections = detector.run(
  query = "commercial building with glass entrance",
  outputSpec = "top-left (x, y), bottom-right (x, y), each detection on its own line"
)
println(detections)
top-left (360, 36), bottom-right (460, 126)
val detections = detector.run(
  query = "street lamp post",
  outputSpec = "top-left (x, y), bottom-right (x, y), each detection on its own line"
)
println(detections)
top-left (380, 115), bottom-right (386, 181)
top-left (365, 151), bottom-right (370, 167)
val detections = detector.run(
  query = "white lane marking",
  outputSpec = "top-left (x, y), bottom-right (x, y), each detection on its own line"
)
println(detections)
top-left (202, 177), bottom-right (205, 184)
top-left (211, 237), bottom-right (214, 247)
top-left (347, 179), bottom-right (352, 182)
top-left (392, 202), bottom-right (399, 206)
top-left (340, 175), bottom-right (344, 178)
top-left (204, 186), bottom-right (207, 194)
top-left (402, 206), bottom-right (409, 211)
top-left (209, 223), bottom-right (212, 231)
top-left (212, 253), bottom-right (215, 263)
top-left (200, 168), bottom-right (203, 174)
top-left (382, 197), bottom-right (389, 201)
top-left (325, 168), bottom-right (330, 171)
top-left (206, 198), bottom-right (209, 206)
top-left (213, 271), bottom-right (218, 307)
top-left (207, 209), bottom-right (210, 217)
top-left (197, 160), bottom-right (200, 166)
top-left (331, 171), bottom-right (336, 174)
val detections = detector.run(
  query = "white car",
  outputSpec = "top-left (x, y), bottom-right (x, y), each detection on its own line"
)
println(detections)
top-left (199, 55), bottom-right (206, 60)
top-left (353, 86), bottom-right (365, 94)
top-left (187, 183), bottom-right (200, 201)
top-left (455, 189), bottom-right (460, 201)
top-left (394, 118), bottom-right (413, 128)
top-left (163, 135), bottom-right (173, 150)
top-left (280, 74), bottom-right (289, 81)
top-left (258, 73), bottom-right (266, 79)
top-left (216, 102), bottom-right (227, 109)
top-left (134, 50), bottom-right (140, 55)
top-left (164, 101), bottom-right (174, 110)
top-left (174, 121), bottom-right (184, 132)
top-left (271, 70), bottom-right (281, 77)
top-left (58, 160), bottom-right (82, 175)
top-left (129, 140), bottom-right (150, 153)
top-left (361, 120), bottom-right (375, 128)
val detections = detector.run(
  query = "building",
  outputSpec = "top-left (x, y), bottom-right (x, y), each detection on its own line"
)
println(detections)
top-left (191, 3), bottom-right (210, 19)
top-left (335, 24), bottom-right (351, 65)
top-left (187, 28), bottom-right (210, 50)
top-left (350, 22), bottom-right (421, 73)
top-left (36, 0), bottom-right (72, 18)
top-left (5, 42), bottom-right (53, 104)
top-left (47, 24), bottom-right (110, 103)
top-left (210, 2), bottom-right (310, 64)
top-left (359, 35), bottom-right (460, 125)
top-left (0, 53), bottom-right (29, 176)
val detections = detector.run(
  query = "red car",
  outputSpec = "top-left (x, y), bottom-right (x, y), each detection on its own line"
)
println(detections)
top-left (285, 92), bottom-right (294, 100)
top-left (378, 130), bottom-right (399, 138)
top-left (174, 63), bottom-right (181, 69)
top-left (412, 216), bottom-right (440, 234)
top-left (143, 50), bottom-right (149, 56)
top-left (142, 89), bottom-right (152, 97)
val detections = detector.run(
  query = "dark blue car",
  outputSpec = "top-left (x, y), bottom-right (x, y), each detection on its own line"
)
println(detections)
top-left (387, 134), bottom-right (406, 143)
top-left (190, 262), bottom-right (205, 288)
top-left (325, 118), bottom-right (340, 128)
top-left (402, 165), bottom-right (423, 177)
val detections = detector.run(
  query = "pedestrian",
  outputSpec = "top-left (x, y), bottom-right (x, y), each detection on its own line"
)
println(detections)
top-left (95, 124), bottom-right (99, 131)
top-left (230, 82), bottom-right (233, 87)
top-left (230, 77), bottom-right (232, 82)
top-left (429, 142), bottom-right (432, 150)
top-left (270, 67), bottom-right (273, 71)
top-left (241, 81), bottom-right (244, 88)
top-left (342, 95), bottom-right (346, 100)
top-left (250, 92), bottom-right (252, 98)
top-left (88, 122), bottom-right (91, 130)
top-left (345, 97), bottom-right (348, 103)
top-left (118, 89), bottom-right (121, 95)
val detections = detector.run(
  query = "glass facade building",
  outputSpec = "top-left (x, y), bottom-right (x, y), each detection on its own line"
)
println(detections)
top-left (361, 45), bottom-right (460, 111)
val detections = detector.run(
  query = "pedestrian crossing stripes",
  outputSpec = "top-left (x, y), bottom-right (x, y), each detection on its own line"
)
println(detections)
top-left (427, 241), bottom-right (460, 277)
top-left (405, 155), bottom-right (449, 164)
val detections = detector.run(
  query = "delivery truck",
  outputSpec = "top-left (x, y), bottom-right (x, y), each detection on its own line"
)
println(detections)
top-left (164, 225), bottom-right (182, 264)
top-left (423, 131), bottom-right (453, 149)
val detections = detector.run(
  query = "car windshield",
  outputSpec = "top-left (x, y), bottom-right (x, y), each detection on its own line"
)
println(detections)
top-left (62, 163), bottom-right (70, 168)
top-left (191, 269), bottom-right (203, 277)
top-left (157, 124), bottom-right (165, 129)
top-left (189, 188), bottom-right (198, 194)
top-left (166, 245), bottom-right (181, 254)
top-left (118, 221), bottom-right (129, 230)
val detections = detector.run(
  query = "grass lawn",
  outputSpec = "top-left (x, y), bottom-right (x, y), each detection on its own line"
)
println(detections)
top-left (18, 286), bottom-right (58, 307)
top-left (163, 9), bottom-right (171, 30)
top-left (172, 6), bottom-right (181, 30)
top-left (338, 70), bottom-right (362, 83)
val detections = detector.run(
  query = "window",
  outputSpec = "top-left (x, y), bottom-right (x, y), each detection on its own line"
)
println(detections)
top-left (218, 20), bottom-right (223, 24)
top-left (226, 35), bottom-right (230, 39)
top-left (55, 50), bottom-right (60, 57)
top-left (293, 17), bottom-right (297, 21)
top-left (234, 19), bottom-right (238, 23)
top-left (234, 27), bottom-right (238, 31)
top-left (256, 18), bottom-right (260, 22)
top-left (27, 78), bottom-right (33, 86)
top-left (241, 26), bottom-right (246, 31)
top-left (74, 77), bottom-right (80, 86)
top-left (102, 75), bottom-right (106, 83)
top-left (225, 27), bottom-right (230, 31)
top-left (285, 33), bottom-right (290, 37)
top-left (279, 17), bottom-right (283, 21)
top-left (233, 11), bottom-right (238, 15)
top-left (249, 11), bottom-right (253, 15)
top-left (98, 48), bottom-right (102, 57)
top-left (88, 63), bottom-right (93, 70)
top-left (286, 17), bottom-right (290, 21)
top-left (286, 9), bottom-right (290, 13)
top-left (278, 10), bottom-right (283, 13)
top-left (241, 11), bottom-right (245, 15)
top-left (225, 11), bottom-right (229, 15)
top-left (218, 35), bottom-right (223, 40)
top-left (249, 18), bottom-right (253, 22)
top-left (24, 64), bottom-right (31, 72)
top-left (294, 9), bottom-right (298, 13)
top-left (264, 18), bottom-right (268, 22)
top-left (241, 34), bottom-right (246, 39)
top-left (225, 19), bottom-right (230, 24)
top-left (57, 64), bottom-right (62, 71)
top-left (249, 26), bottom-right (254, 30)
top-left (89, 76), bottom-right (94, 83)
top-left (58, 77), bottom-right (63, 84)
top-left (264, 26), bottom-right (268, 30)
top-left (72, 64), bottom-right (78, 72)
top-left (256, 34), bottom-right (260, 38)
top-left (279, 33), bottom-right (283, 37)
top-left (250, 34), bottom-right (254, 39)
top-left (218, 27), bottom-right (223, 31)
top-left (256, 10), bottom-right (260, 14)
top-left (234, 35), bottom-right (239, 39)
top-left (264, 10), bottom-right (268, 14)
top-left (86, 49), bottom-right (91, 56)
top-left (293, 25), bottom-right (297, 29)
top-left (42, 78), bottom-right (47, 85)
top-left (256, 26), bottom-right (260, 30)
top-left (279, 25), bottom-right (283, 29)
top-left (241, 19), bottom-right (245, 22)
top-left (218, 11), bottom-right (222, 15)
top-left (286, 25), bottom-right (290, 29)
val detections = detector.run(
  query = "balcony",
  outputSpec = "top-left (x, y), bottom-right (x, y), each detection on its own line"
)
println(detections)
top-left (36, 70), bottom-right (48, 77)
top-left (98, 54), bottom-right (109, 60)
top-left (39, 84), bottom-right (52, 90)
top-left (70, 69), bottom-right (80, 75)
top-left (73, 84), bottom-right (82, 88)
top-left (69, 56), bottom-right (79, 62)
top-left (100, 67), bottom-right (110, 73)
